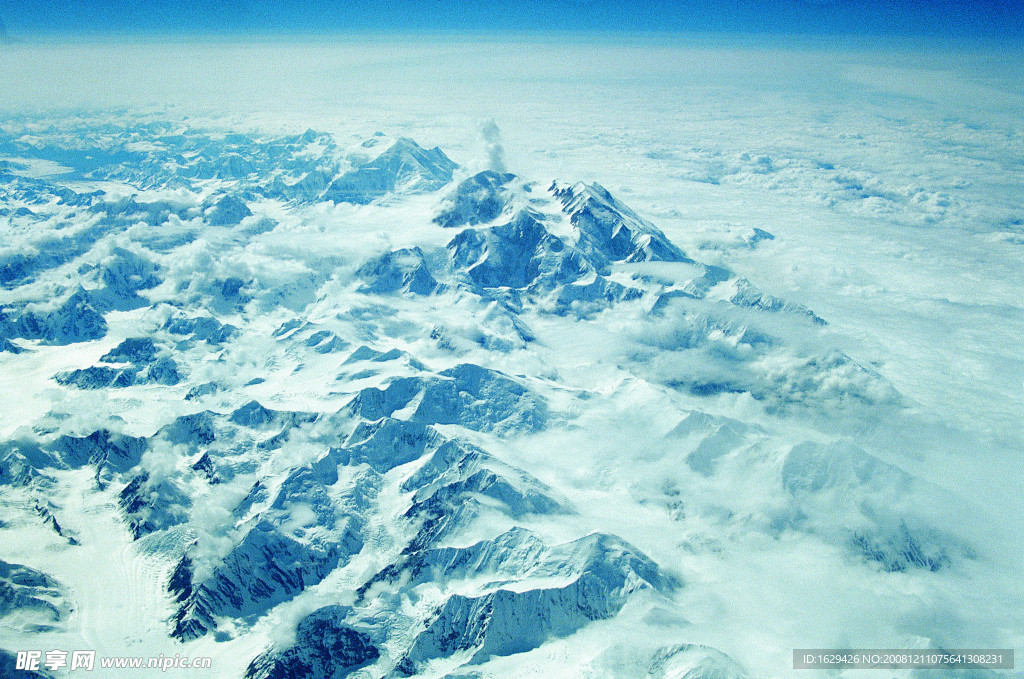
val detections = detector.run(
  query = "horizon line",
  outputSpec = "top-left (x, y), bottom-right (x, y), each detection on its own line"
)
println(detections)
top-left (3, 28), bottom-right (1023, 50)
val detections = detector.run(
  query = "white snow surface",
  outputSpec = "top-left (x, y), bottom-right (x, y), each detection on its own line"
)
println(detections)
top-left (0, 35), bottom-right (1022, 679)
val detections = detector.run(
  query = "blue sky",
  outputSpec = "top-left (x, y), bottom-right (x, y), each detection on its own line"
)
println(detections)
top-left (0, 0), bottom-right (1021, 39)
top-left (0, 0), bottom-right (1019, 39)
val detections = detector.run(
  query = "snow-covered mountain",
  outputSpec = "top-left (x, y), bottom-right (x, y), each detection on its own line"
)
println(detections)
top-left (0, 114), bottom-right (1017, 679)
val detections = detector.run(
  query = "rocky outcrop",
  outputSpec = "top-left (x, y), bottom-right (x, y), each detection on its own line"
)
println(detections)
top-left (244, 606), bottom-right (379, 679)
top-left (398, 532), bottom-right (675, 670)
top-left (356, 247), bottom-right (441, 295)
top-left (448, 208), bottom-right (592, 291)
top-left (324, 138), bottom-right (457, 204)
top-left (343, 363), bottom-right (547, 434)
top-left (170, 521), bottom-right (347, 640)
top-left (0, 560), bottom-right (68, 634)
top-left (551, 181), bottom-right (691, 269)
top-left (435, 170), bottom-right (516, 228)
top-left (7, 288), bottom-right (107, 345)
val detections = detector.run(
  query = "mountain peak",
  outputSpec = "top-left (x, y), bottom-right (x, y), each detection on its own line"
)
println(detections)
top-left (323, 136), bottom-right (457, 205)
top-left (551, 180), bottom-right (692, 266)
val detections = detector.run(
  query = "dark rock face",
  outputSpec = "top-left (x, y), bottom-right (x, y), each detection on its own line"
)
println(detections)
top-left (55, 354), bottom-right (180, 389)
top-left (268, 169), bottom-right (333, 202)
top-left (405, 584), bottom-right (605, 667)
top-left (229, 400), bottom-right (281, 428)
top-left (171, 521), bottom-right (345, 640)
top-left (49, 289), bottom-right (108, 343)
top-left (100, 337), bottom-right (158, 364)
top-left (401, 441), bottom-right (564, 537)
top-left (330, 417), bottom-right (445, 473)
top-left (551, 275), bottom-right (644, 317)
top-left (356, 247), bottom-right (441, 295)
top-left (229, 400), bottom-right (317, 429)
top-left (443, 204), bottom-right (649, 318)
top-left (191, 452), bottom-right (219, 483)
top-left (0, 648), bottom-right (55, 679)
top-left (343, 363), bottom-right (547, 434)
top-left (12, 289), bottom-right (107, 345)
top-left (398, 531), bottom-right (675, 670)
top-left (164, 314), bottom-right (237, 344)
top-left (55, 365), bottom-right (137, 389)
top-left (53, 186), bottom-right (103, 207)
top-left (324, 138), bottom-right (457, 205)
top-left (304, 330), bottom-right (348, 354)
top-left (852, 524), bottom-right (950, 572)
top-left (551, 181), bottom-right (691, 268)
top-left (0, 560), bottom-right (67, 634)
top-left (90, 196), bottom-right (191, 225)
top-left (341, 345), bottom-right (426, 370)
top-left (160, 411), bottom-right (217, 446)
top-left (94, 247), bottom-right (161, 310)
top-left (448, 209), bottom-right (592, 291)
top-left (118, 472), bottom-right (190, 539)
top-left (0, 337), bottom-right (25, 353)
top-left (143, 356), bottom-right (182, 385)
top-left (205, 194), bottom-right (253, 226)
top-left (184, 382), bottom-right (220, 400)
top-left (435, 170), bottom-right (516, 228)
top-left (0, 446), bottom-right (50, 487)
top-left (166, 452), bottom-right (364, 640)
top-left (244, 606), bottom-right (379, 679)
top-left (52, 429), bottom-right (147, 473)
top-left (748, 227), bottom-right (775, 245)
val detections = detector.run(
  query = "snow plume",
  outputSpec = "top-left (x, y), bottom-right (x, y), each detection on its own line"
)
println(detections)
top-left (140, 438), bottom-right (187, 484)
top-left (188, 476), bottom-right (252, 583)
top-left (479, 118), bottom-right (508, 173)
top-left (266, 591), bottom-right (356, 649)
top-left (262, 427), bottom-right (324, 477)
